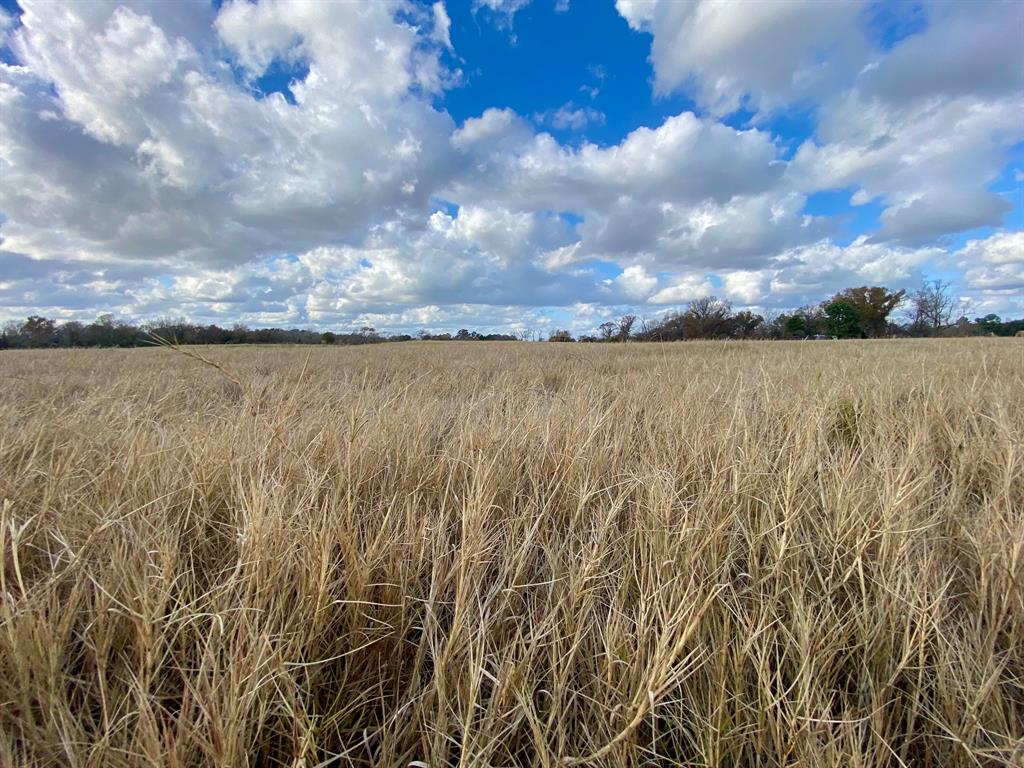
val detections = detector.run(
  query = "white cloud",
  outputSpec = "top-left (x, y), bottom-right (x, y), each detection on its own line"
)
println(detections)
top-left (535, 103), bottom-right (606, 132)
top-left (432, 2), bottom-right (454, 50)
top-left (787, 1), bottom-right (1024, 243)
top-left (958, 231), bottom-right (1024, 266)
top-left (1, 0), bottom-right (1022, 329)
top-left (448, 109), bottom-right (830, 270)
top-left (957, 231), bottom-right (1024, 310)
top-left (612, 265), bottom-right (658, 300)
top-left (473, 0), bottom-right (532, 29)
top-left (697, 238), bottom-right (943, 309)
top-left (791, 92), bottom-right (1022, 243)
top-left (451, 110), bottom-right (784, 211)
top-left (616, 0), bottom-right (869, 115)
top-left (648, 275), bottom-right (715, 305)
top-left (0, 0), bottom-right (456, 268)
top-left (861, 1), bottom-right (1023, 104)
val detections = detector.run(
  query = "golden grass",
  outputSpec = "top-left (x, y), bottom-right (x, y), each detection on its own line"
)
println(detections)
top-left (1, 339), bottom-right (1022, 767)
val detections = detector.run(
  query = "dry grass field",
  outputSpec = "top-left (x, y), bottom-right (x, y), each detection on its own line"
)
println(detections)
top-left (1, 339), bottom-right (1022, 767)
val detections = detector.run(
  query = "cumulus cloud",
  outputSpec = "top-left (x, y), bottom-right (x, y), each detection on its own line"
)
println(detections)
top-left (717, 237), bottom-right (942, 308)
top-left (612, 265), bottom-right (658, 300)
top-left (454, 110), bottom-right (784, 209)
top-left (648, 274), bottom-right (716, 305)
top-left (790, 4), bottom-right (1024, 244)
top-left (790, 1), bottom-right (1021, 244)
top-left (616, 0), bottom-right (869, 115)
top-left (616, 0), bottom-right (1022, 247)
top-left (1, 0), bottom-right (1022, 330)
top-left (0, 0), bottom-right (455, 270)
top-left (449, 109), bottom-right (828, 269)
top-left (956, 232), bottom-right (1024, 312)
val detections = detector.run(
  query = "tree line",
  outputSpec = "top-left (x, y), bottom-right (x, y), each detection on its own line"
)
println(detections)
top-left (2, 281), bottom-right (1021, 350)
top-left (0, 314), bottom-right (521, 349)
top-left (553, 281), bottom-right (1024, 342)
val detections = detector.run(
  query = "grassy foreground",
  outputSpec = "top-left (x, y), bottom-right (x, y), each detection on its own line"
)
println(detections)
top-left (1, 340), bottom-right (1022, 767)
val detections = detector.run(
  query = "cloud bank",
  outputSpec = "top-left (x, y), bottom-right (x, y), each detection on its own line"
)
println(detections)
top-left (0, 0), bottom-right (1021, 332)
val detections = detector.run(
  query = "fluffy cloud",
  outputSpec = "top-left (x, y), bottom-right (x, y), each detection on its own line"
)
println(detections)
top-left (453, 110), bottom-right (783, 209)
top-left (957, 232), bottom-right (1024, 312)
top-left (616, 0), bottom-right (869, 115)
top-left (620, 0), bottom-right (1022, 246)
top-left (788, 1), bottom-right (1024, 244)
top-left (1, 0), bottom-right (455, 268)
top-left (791, 94), bottom-right (1021, 242)
top-left (0, 0), bottom-right (1021, 332)
top-left (449, 109), bottom-right (824, 268)
top-left (790, 3), bottom-right (1024, 243)
top-left (717, 238), bottom-right (942, 308)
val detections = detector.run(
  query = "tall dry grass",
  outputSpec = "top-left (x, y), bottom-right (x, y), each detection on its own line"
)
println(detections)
top-left (1, 339), bottom-right (1022, 767)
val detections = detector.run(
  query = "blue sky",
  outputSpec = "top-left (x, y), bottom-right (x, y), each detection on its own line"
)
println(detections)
top-left (0, 0), bottom-right (1021, 333)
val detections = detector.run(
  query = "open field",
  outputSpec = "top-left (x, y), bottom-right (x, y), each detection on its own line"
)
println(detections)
top-left (2, 340), bottom-right (1022, 767)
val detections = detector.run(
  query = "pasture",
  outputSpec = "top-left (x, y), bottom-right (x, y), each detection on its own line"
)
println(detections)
top-left (2, 340), bottom-right (1022, 766)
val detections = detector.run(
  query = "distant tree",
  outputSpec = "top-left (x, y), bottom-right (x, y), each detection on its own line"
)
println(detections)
top-left (617, 314), bottom-right (637, 341)
top-left (1, 320), bottom-right (23, 349)
top-left (231, 324), bottom-right (251, 344)
top-left (56, 320), bottom-right (85, 347)
top-left (832, 286), bottom-right (905, 338)
top-left (783, 314), bottom-right (808, 338)
top-left (968, 313), bottom-right (1024, 336)
top-left (321, 331), bottom-right (337, 344)
top-left (598, 321), bottom-right (618, 341)
top-left (824, 299), bottom-right (863, 338)
top-left (548, 329), bottom-right (575, 342)
top-left (970, 315), bottom-right (1024, 335)
top-left (682, 296), bottom-right (733, 339)
top-left (21, 316), bottom-right (57, 347)
top-left (775, 306), bottom-right (825, 339)
top-left (975, 314), bottom-right (1001, 335)
top-left (729, 310), bottom-right (764, 339)
top-left (911, 279), bottom-right (958, 335)
top-left (640, 311), bottom-right (686, 341)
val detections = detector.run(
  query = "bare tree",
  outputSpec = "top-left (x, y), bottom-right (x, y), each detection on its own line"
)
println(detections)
top-left (911, 280), bottom-right (958, 335)
top-left (617, 314), bottom-right (637, 341)
top-left (683, 296), bottom-right (733, 339)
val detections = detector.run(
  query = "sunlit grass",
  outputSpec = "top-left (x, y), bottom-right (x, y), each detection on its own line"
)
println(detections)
top-left (2, 339), bottom-right (1022, 766)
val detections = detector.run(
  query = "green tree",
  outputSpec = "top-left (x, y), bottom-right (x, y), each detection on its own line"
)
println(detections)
top-left (974, 314), bottom-right (1002, 335)
top-left (832, 286), bottom-right (905, 338)
top-left (783, 314), bottom-right (807, 338)
top-left (21, 315), bottom-right (57, 347)
top-left (824, 299), bottom-right (863, 338)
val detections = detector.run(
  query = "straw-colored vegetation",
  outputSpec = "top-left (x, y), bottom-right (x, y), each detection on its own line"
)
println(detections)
top-left (2, 339), bottom-right (1022, 767)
